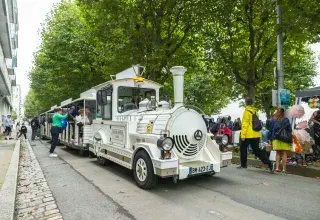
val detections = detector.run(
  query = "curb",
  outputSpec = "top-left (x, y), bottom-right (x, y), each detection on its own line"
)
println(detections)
top-left (232, 156), bottom-right (320, 178)
top-left (0, 140), bottom-right (21, 220)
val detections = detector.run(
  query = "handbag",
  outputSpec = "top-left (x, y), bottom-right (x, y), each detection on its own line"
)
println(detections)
top-left (275, 119), bottom-right (292, 143)
top-left (269, 150), bottom-right (276, 161)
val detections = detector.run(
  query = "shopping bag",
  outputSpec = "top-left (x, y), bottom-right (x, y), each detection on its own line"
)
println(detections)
top-left (269, 150), bottom-right (276, 161)
top-left (291, 143), bottom-right (295, 152)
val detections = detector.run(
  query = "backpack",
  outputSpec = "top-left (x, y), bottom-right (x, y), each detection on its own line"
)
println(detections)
top-left (275, 119), bottom-right (292, 143)
top-left (247, 110), bottom-right (262, 131)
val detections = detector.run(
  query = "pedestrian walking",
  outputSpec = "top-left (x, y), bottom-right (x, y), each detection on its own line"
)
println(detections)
top-left (4, 115), bottom-right (13, 140)
top-left (30, 116), bottom-right (40, 141)
top-left (50, 108), bottom-right (68, 157)
top-left (237, 97), bottom-right (275, 172)
top-left (269, 108), bottom-right (292, 173)
top-left (16, 122), bottom-right (21, 139)
top-left (18, 123), bottom-right (28, 140)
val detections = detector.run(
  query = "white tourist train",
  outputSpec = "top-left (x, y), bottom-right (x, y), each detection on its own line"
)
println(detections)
top-left (88, 65), bottom-right (232, 189)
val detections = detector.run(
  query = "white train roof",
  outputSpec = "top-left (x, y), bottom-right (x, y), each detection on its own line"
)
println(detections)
top-left (93, 66), bottom-right (162, 90)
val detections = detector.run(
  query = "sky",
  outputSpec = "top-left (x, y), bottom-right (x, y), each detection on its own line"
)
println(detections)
top-left (15, 0), bottom-right (320, 119)
top-left (16, 0), bottom-right (60, 103)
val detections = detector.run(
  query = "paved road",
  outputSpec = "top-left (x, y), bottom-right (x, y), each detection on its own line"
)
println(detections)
top-left (32, 139), bottom-right (320, 220)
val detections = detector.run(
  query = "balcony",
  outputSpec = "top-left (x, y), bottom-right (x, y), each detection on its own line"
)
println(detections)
top-left (0, 0), bottom-right (13, 59)
top-left (6, 58), bottom-right (16, 75)
top-left (10, 73), bottom-right (16, 86)
top-left (0, 44), bottom-right (11, 95)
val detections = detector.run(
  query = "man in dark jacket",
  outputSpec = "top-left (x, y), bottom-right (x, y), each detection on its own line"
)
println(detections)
top-left (69, 105), bottom-right (79, 139)
top-left (30, 117), bottom-right (40, 141)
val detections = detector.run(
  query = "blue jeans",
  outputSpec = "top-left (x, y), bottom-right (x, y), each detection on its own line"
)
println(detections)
top-left (50, 126), bottom-right (61, 153)
top-left (262, 130), bottom-right (269, 142)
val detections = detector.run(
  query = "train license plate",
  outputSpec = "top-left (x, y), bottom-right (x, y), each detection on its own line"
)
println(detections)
top-left (189, 164), bottom-right (214, 175)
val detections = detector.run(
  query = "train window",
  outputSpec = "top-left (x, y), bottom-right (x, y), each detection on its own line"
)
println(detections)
top-left (96, 87), bottom-right (112, 120)
top-left (118, 87), bottom-right (156, 113)
top-left (84, 100), bottom-right (96, 124)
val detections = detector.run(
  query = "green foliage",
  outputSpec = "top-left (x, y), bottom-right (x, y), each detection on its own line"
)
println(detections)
top-left (24, 90), bottom-right (44, 118)
top-left (29, 0), bottom-right (106, 110)
top-left (29, 0), bottom-right (319, 117)
top-left (78, 0), bottom-right (207, 82)
top-left (10, 110), bottom-right (17, 120)
top-left (201, 0), bottom-right (319, 118)
top-left (255, 45), bottom-right (317, 118)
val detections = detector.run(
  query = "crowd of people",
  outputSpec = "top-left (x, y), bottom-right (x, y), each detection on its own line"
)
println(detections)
top-left (204, 97), bottom-right (320, 173)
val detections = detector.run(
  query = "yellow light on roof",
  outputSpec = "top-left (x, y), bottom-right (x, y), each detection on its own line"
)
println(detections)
top-left (133, 76), bottom-right (145, 82)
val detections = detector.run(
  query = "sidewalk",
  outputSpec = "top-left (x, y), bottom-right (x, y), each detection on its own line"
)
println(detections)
top-left (0, 139), bottom-right (16, 189)
top-left (232, 156), bottom-right (320, 178)
top-left (14, 141), bottom-right (63, 220)
top-left (0, 131), bottom-right (20, 220)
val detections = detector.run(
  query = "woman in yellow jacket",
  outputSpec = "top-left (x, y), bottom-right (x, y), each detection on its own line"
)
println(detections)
top-left (238, 98), bottom-right (275, 173)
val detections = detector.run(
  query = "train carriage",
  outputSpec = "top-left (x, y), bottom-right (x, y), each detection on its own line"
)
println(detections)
top-left (59, 89), bottom-right (96, 155)
top-left (39, 107), bottom-right (56, 140)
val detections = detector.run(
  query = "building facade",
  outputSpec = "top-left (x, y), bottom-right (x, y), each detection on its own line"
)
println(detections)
top-left (12, 84), bottom-right (21, 120)
top-left (0, 0), bottom-right (19, 125)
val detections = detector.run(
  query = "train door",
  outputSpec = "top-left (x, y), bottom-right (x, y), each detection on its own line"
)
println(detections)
top-left (82, 99), bottom-right (96, 145)
top-left (93, 87), bottom-right (112, 155)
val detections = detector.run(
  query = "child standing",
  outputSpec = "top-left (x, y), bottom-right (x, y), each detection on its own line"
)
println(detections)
top-left (18, 123), bottom-right (28, 140)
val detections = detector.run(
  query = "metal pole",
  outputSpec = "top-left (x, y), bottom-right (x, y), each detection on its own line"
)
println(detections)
top-left (277, 0), bottom-right (284, 107)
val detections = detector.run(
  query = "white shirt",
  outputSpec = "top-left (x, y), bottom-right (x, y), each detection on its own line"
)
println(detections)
top-left (4, 117), bottom-right (12, 127)
top-left (76, 115), bottom-right (90, 124)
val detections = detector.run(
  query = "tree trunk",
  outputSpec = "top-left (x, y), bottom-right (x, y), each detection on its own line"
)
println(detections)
top-left (246, 84), bottom-right (256, 103)
top-left (263, 101), bottom-right (272, 119)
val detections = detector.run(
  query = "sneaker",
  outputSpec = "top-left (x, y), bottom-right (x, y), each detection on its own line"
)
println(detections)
top-left (237, 166), bottom-right (247, 170)
top-left (49, 153), bottom-right (58, 157)
top-left (269, 161), bottom-right (275, 173)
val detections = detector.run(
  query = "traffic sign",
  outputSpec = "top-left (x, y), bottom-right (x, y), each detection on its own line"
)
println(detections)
top-left (279, 89), bottom-right (291, 107)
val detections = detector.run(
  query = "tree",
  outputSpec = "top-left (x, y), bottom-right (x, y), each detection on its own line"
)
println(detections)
top-left (78, 0), bottom-right (232, 114)
top-left (202, 0), bottom-right (319, 118)
top-left (24, 90), bottom-right (44, 118)
top-left (203, 0), bottom-right (279, 101)
top-left (256, 45), bottom-right (317, 118)
top-left (78, 0), bottom-right (207, 82)
top-left (29, 0), bottom-right (106, 110)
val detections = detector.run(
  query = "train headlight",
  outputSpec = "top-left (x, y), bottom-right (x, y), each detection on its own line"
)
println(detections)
top-left (157, 137), bottom-right (174, 151)
top-left (216, 135), bottom-right (228, 145)
top-left (222, 135), bottom-right (228, 145)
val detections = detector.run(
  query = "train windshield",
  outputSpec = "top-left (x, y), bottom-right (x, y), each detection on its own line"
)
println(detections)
top-left (117, 87), bottom-right (156, 113)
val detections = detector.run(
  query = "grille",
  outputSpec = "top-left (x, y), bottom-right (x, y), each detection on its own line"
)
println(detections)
top-left (173, 135), bottom-right (205, 157)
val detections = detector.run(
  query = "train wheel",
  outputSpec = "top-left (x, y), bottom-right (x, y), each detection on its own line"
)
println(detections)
top-left (88, 151), bottom-right (96, 158)
top-left (133, 150), bottom-right (157, 189)
top-left (97, 156), bottom-right (107, 166)
top-left (79, 149), bottom-right (88, 157)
